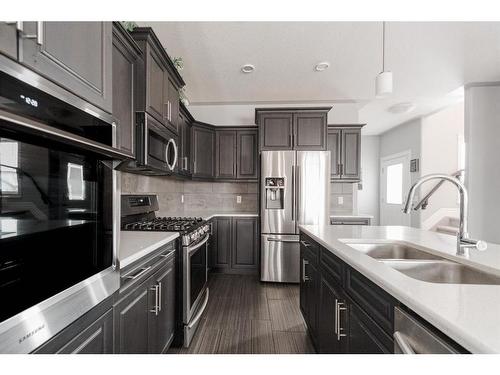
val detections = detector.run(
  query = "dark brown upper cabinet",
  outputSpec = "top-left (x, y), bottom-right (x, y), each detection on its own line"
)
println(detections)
top-left (131, 27), bottom-right (185, 134)
top-left (0, 22), bottom-right (18, 59)
top-left (112, 22), bottom-right (142, 158)
top-left (294, 112), bottom-right (328, 150)
top-left (191, 123), bottom-right (216, 179)
top-left (18, 22), bottom-right (113, 113)
top-left (216, 130), bottom-right (237, 179)
top-left (327, 125), bottom-right (364, 182)
top-left (258, 112), bottom-right (294, 150)
top-left (214, 128), bottom-right (259, 181)
top-left (178, 103), bottom-right (193, 176)
top-left (327, 128), bottom-right (342, 179)
top-left (236, 129), bottom-right (259, 180)
top-left (256, 108), bottom-right (330, 151)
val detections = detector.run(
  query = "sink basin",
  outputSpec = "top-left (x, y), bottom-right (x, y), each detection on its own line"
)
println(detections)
top-left (381, 260), bottom-right (500, 285)
top-left (346, 242), bottom-right (443, 261)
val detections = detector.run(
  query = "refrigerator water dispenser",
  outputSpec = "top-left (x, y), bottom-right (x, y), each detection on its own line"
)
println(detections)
top-left (265, 177), bottom-right (285, 209)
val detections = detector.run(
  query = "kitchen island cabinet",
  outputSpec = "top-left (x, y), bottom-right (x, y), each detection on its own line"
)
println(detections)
top-left (299, 225), bottom-right (473, 353)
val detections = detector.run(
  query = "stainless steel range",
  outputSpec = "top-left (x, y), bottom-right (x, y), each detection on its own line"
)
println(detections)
top-left (121, 195), bottom-right (210, 348)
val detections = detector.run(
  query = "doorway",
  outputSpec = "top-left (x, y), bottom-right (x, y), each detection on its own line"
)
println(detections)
top-left (380, 151), bottom-right (411, 226)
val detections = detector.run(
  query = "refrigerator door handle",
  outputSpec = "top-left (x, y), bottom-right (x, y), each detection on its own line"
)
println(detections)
top-left (291, 165), bottom-right (295, 221)
top-left (267, 237), bottom-right (299, 243)
top-left (295, 164), bottom-right (300, 228)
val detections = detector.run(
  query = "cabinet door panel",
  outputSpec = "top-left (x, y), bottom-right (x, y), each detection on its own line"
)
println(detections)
top-left (232, 217), bottom-right (258, 269)
top-left (146, 49), bottom-right (166, 123)
top-left (149, 259), bottom-right (176, 353)
top-left (327, 128), bottom-right (342, 180)
top-left (341, 128), bottom-right (361, 180)
top-left (318, 274), bottom-right (344, 353)
top-left (216, 131), bottom-right (237, 179)
top-left (215, 217), bottom-right (231, 268)
top-left (20, 22), bottom-right (112, 112)
top-left (112, 25), bottom-right (138, 157)
top-left (237, 130), bottom-right (258, 180)
top-left (178, 113), bottom-right (191, 174)
top-left (192, 126), bottom-right (215, 178)
top-left (347, 302), bottom-right (392, 354)
top-left (165, 76), bottom-right (179, 133)
top-left (114, 285), bottom-right (150, 354)
top-left (294, 112), bottom-right (327, 150)
top-left (0, 22), bottom-right (18, 59)
top-left (57, 309), bottom-right (113, 354)
top-left (259, 113), bottom-right (293, 150)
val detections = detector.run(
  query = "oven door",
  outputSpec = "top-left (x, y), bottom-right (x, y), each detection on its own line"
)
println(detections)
top-left (183, 233), bottom-right (209, 324)
top-left (0, 126), bottom-right (119, 353)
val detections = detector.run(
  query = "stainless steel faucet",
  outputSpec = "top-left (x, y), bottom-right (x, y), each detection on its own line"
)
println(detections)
top-left (402, 174), bottom-right (487, 256)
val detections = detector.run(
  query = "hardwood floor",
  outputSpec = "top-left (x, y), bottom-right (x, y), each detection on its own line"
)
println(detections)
top-left (168, 274), bottom-right (315, 354)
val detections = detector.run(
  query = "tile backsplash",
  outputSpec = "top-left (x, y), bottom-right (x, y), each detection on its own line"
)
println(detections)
top-left (121, 172), bottom-right (258, 216)
top-left (330, 182), bottom-right (356, 214)
top-left (121, 173), bottom-right (354, 216)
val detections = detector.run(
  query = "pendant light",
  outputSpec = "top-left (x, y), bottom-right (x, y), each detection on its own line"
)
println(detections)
top-left (376, 22), bottom-right (393, 98)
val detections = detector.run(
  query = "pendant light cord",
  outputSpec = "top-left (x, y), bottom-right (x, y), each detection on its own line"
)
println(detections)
top-left (382, 21), bottom-right (385, 72)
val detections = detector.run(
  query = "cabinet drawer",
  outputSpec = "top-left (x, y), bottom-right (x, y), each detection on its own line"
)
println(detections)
top-left (320, 249), bottom-right (344, 287)
top-left (344, 267), bottom-right (396, 334)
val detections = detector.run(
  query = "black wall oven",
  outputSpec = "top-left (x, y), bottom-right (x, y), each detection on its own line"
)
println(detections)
top-left (0, 69), bottom-right (125, 353)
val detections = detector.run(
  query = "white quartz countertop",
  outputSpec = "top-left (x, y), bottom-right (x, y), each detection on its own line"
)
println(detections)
top-left (183, 212), bottom-right (259, 221)
top-left (330, 213), bottom-right (374, 219)
top-left (119, 231), bottom-right (179, 268)
top-left (298, 224), bottom-right (500, 353)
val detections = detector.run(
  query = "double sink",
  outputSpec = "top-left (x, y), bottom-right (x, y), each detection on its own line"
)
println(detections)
top-left (344, 242), bottom-right (500, 285)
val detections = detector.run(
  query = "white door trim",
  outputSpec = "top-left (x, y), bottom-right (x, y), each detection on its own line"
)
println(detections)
top-left (380, 150), bottom-right (412, 226)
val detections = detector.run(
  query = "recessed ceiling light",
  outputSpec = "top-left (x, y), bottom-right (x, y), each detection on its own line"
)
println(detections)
top-left (315, 62), bottom-right (330, 72)
top-left (241, 64), bottom-right (255, 73)
top-left (387, 102), bottom-right (416, 114)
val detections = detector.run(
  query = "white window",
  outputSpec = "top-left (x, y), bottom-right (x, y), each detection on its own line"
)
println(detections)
top-left (67, 163), bottom-right (85, 200)
top-left (386, 163), bottom-right (403, 204)
top-left (0, 140), bottom-right (19, 195)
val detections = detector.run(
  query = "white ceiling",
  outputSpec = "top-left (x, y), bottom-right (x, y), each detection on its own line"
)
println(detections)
top-left (140, 21), bottom-right (500, 134)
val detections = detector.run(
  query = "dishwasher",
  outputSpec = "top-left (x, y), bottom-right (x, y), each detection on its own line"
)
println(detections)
top-left (394, 307), bottom-right (460, 354)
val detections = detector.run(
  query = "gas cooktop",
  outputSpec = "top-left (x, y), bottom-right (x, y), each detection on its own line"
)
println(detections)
top-left (122, 217), bottom-right (204, 232)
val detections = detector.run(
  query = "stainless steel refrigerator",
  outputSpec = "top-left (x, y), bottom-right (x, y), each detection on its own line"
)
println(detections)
top-left (260, 151), bottom-right (330, 283)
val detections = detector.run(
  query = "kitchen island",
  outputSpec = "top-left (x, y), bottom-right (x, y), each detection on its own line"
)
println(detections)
top-left (298, 224), bottom-right (500, 353)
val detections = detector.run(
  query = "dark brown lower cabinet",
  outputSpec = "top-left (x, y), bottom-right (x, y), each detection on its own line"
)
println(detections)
top-left (32, 298), bottom-right (114, 354)
top-left (148, 258), bottom-right (176, 354)
top-left (114, 255), bottom-right (176, 354)
top-left (300, 232), bottom-right (395, 354)
top-left (210, 216), bottom-right (259, 275)
top-left (318, 273), bottom-right (346, 353)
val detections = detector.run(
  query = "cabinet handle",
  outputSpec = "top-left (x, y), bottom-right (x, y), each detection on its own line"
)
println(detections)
top-left (150, 284), bottom-right (159, 315)
top-left (300, 240), bottom-right (310, 247)
top-left (289, 133), bottom-right (293, 147)
top-left (125, 266), bottom-right (151, 280)
top-left (302, 259), bottom-right (310, 282)
top-left (335, 299), bottom-right (347, 341)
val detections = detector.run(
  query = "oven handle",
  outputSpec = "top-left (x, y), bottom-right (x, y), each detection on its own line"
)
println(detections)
top-left (187, 288), bottom-right (209, 329)
top-left (0, 109), bottom-right (131, 160)
top-left (186, 233), bottom-right (210, 255)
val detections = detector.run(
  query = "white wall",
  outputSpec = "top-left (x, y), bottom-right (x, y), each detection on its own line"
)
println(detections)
top-left (187, 102), bottom-right (359, 125)
top-left (379, 118), bottom-right (422, 227)
top-left (420, 102), bottom-right (464, 225)
top-left (465, 83), bottom-right (500, 244)
top-left (357, 136), bottom-right (380, 224)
